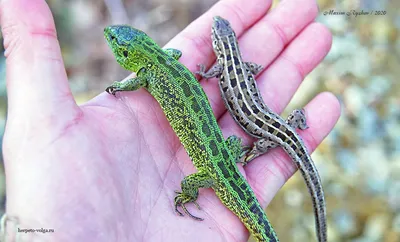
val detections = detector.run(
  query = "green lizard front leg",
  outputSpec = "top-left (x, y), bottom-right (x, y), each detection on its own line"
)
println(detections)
top-left (106, 68), bottom-right (148, 95)
top-left (163, 48), bottom-right (182, 60)
top-left (106, 48), bottom-right (182, 94)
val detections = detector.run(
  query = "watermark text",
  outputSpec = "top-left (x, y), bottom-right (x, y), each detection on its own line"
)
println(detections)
top-left (17, 227), bottom-right (55, 234)
top-left (323, 9), bottom-right (386, 17)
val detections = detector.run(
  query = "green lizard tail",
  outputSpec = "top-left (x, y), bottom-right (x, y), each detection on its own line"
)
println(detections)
top-left (212, 157), bottom-right (279, 242)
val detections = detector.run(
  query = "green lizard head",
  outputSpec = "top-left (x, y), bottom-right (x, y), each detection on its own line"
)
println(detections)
top-left (104, 25), bottom-right (156, 73)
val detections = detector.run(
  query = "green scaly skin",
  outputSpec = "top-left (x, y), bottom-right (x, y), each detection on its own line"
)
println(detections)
top-left (104, 25), bottom-right (279, 242)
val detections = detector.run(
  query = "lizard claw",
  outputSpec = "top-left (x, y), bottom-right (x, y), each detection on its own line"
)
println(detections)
top-left (174, 192), bottom-right (204, 221)
top-left (175, 205), bottom-right (185, 217)
top-left (195, 64), bottom-right (206, 76)
top-left (193, 201), bottom-right (202, 210)
top-left (105, 86), bottom-right (117, 96)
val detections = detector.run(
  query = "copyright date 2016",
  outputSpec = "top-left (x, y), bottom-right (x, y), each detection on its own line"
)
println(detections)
top-left (323, 9), bottom-right (387, 17)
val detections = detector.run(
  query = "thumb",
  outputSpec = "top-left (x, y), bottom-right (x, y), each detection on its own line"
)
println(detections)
top-left (0, 0), bottom-right (78, 121)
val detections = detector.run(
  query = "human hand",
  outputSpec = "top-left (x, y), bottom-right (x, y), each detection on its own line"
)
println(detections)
top-left (0, 0), bottom-right (339, 241)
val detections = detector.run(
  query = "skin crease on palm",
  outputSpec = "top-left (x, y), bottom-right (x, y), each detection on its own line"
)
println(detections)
top-left (0, 0), bottom-right (339, 241)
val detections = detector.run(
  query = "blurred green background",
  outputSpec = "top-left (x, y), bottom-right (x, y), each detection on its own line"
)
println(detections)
top-left (0, 0), bottom-right (399, 241)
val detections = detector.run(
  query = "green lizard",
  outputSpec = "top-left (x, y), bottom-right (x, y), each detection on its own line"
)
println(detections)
top-left (104, 25), bottom-right (279, 241)
top-left (196, 16), bottom-right (327, 242)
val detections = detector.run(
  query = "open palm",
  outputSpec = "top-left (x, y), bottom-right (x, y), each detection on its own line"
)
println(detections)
top-left (1, 0), bottom-right (339, 241)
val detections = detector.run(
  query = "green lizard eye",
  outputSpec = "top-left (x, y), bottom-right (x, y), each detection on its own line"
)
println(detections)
top-left (123, 50), bottom-right (128, 58)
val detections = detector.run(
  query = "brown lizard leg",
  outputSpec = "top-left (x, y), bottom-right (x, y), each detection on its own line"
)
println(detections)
top-left (240, 108), bottom-right (309, 165)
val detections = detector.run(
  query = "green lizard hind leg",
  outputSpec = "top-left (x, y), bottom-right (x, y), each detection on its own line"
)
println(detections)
top-left (163, 48), bottom-right (182, 60)
top-left (174, 171), bottom-right (214, 221)
top-left (106, 68), bottom-right (147, 95)
top-left (241, 109), bottom-right (309, 165)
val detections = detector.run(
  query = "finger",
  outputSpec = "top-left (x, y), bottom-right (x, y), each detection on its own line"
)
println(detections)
top-left (0, 0), bottom-right (77, 120)
top-left (241, 92), bottom-right (340, 206)
top-left (218, 22), bottom-right (332, 144)
top-left (237, 0), bottom-right (320, 66)
top-left (115, 0), bottom-right (273, 116)
top-left (255, 22), bottom-right (333, 112)
top-left (164, 0), bottom-right (273, 70)
top-left (195, 0), bottom-right (320, 119)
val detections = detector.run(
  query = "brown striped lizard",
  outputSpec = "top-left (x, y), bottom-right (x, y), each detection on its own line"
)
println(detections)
top-left (196, 16), bottom-right (327, 242)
